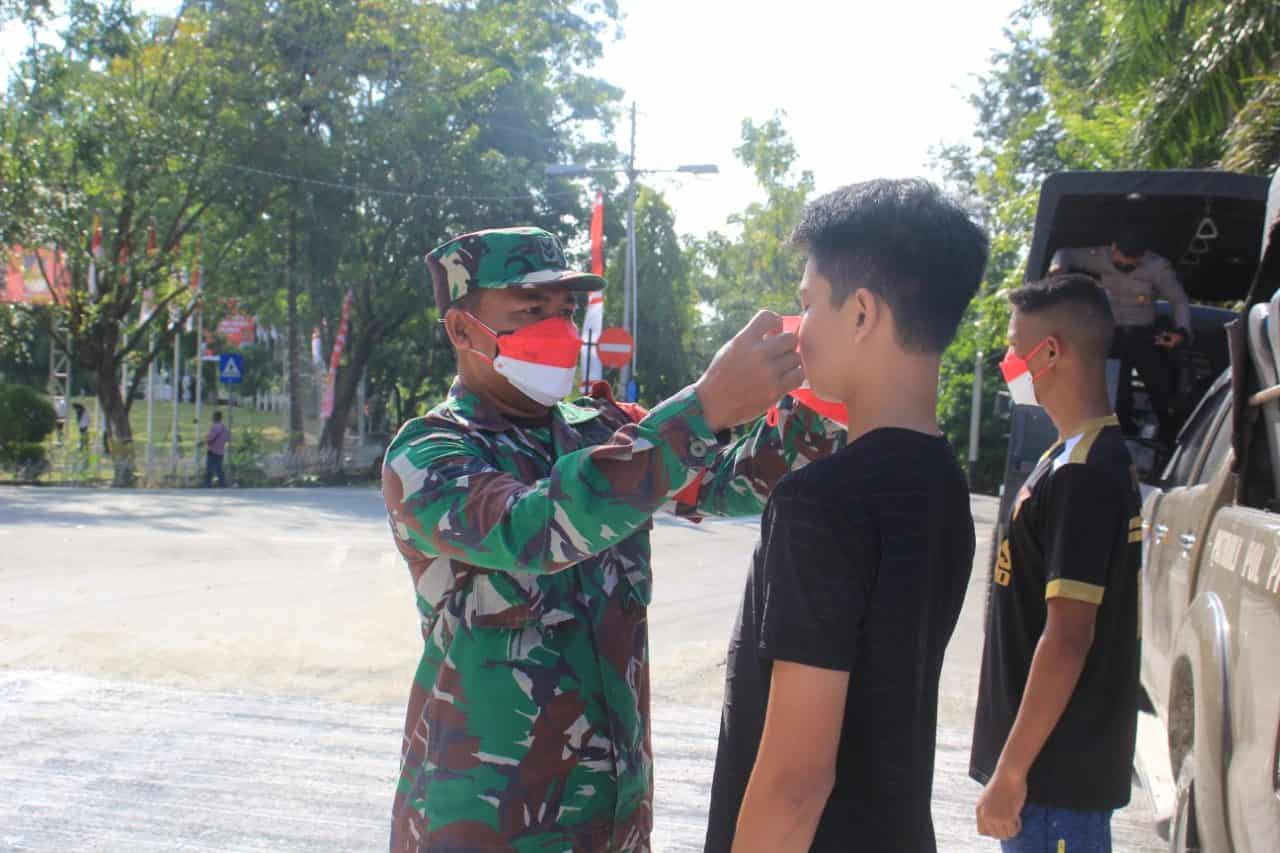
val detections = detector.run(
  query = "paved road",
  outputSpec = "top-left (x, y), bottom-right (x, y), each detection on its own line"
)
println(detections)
top-left (0, 487), bottom-right (1163, 851)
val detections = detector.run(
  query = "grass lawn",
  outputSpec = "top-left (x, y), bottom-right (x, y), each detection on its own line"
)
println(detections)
top-left (0, 397), bottom-right (323, 485)
top-left (68, 395), bottom-right (323, 450)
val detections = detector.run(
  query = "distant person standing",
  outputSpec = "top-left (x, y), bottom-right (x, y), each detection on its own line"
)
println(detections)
top-left (72, 403), bottom-right (90, 450)
top-left (201, 411), bottom-right (230, 487)
top-left (53, 395), bottom-right (68, 441)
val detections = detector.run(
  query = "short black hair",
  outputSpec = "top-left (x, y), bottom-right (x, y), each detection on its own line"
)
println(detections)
top-left (1008, 274), bottom-right (1116, 362)
top-left (790, 178), bottom-right (989, 354)
top-left (1115, 223), bottom-right (1145, 257)
top-left (213, 410), bottom-right (223, 422)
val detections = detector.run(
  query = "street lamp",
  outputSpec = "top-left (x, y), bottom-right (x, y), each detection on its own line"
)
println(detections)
top-left (545, 104), bottom-right (718, 396)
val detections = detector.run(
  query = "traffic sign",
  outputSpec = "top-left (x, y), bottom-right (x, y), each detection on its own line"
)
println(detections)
top-left (596, 327), bottom-right (634, 369)
top-left (218, 353), bottom-right (244, 384)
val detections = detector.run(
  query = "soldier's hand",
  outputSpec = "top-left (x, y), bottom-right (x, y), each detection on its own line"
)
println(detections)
top-left (694, 311), bottom-right (804, 432)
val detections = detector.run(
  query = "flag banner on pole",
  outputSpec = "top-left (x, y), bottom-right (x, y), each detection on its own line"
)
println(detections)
top-left (185, 263), bottom-right (200, 332)
top-left (580, 292), bottom-right (604, 393)
top-left (311, 328), bottom-right (324, 367)
top-left (590, 191), bottom-right (605, 276)
top-left (141, 223), bottom-right (159, 324)
top-left (321, 289), bottom-right (354, 420)
top-left (580, 192), bottom-right (606, 392)
top-left (168, 237), bottom-right (184, 329)
top-left (88, 217), bottom-right (102, 296)
top-left (141, 288), bottom-right (155, 323)
top-left (169, 273), bottom-right (184, 330)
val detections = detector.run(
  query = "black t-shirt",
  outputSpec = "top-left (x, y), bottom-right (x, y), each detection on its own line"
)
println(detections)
top-left (970, 415), bottom-right (1141, 811)
top-left (705, 428), bottom-right (975, 853)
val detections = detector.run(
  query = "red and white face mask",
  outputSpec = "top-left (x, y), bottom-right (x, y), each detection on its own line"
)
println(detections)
top-left (465, 314), bottom-right (582, 406)
top-left (765, 315), bottom-right (849, 428)
top-left (999, 339), bottom-right (1051, 408)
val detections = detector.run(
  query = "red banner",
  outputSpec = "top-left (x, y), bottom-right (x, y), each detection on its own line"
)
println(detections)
top-left (215, 298), bottom-right (255, 347)
top-left (216, 314), bottom-right (255, 346)
top-left (2, 246), bottom-right (70, 304)
top-left (590, 191), bottom-right (605, 276)
top-left (321, 289), bottom-right (354, 419)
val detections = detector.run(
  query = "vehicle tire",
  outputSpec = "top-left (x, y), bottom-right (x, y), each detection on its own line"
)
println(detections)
top-left (1170, 752), bottom-right (1202, 853)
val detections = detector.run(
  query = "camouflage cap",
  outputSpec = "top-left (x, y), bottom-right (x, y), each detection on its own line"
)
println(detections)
top-left (427, 226), bottom-right (605, 311)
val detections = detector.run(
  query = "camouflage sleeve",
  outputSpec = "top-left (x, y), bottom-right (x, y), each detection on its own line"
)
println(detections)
top-left (382, 387), bottom-right (720, 574)
top-left (692, 397), bottom-right (844, 517)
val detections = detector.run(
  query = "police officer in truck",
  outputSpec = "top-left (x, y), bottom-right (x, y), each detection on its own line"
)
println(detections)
top-left (1049, 226), bottom-right (1190, 442)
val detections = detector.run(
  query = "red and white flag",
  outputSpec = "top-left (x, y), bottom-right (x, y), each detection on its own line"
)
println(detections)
top-left (580, 192), bottom-right (606, 392)
top-left (321, 289), bottom-right (354, 420)
top-left (140, 224), bottom-right (158, 323)
top-left (88, 217), bottom-right (103, 296)
top-left (311, 328), bottom-right (324, 367)
top-left (185, 260), bottom-right (200, 332)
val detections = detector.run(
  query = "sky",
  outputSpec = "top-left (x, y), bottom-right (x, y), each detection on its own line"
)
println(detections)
top-left (1, 0), bottom-right (1022, 238)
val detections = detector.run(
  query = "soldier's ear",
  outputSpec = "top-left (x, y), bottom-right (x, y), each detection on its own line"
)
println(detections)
top-left (442, 308), bottom-right (472, 351)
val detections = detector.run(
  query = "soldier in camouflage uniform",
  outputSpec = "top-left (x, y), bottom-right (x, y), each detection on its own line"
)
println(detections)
top-left (381, 226), bottom-right (842, 852)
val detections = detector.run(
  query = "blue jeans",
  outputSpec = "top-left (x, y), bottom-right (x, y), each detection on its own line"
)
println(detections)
top-left (1000, 804), bottom-right (1112, 853)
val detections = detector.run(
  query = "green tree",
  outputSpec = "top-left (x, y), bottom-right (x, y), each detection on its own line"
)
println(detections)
top-left (930, 12), bottom-right (1086, 492)
top-left (0, 3), bottom-right (267, 483)
top-left (1061, 0), bottom-right (1280, 173)
top-left (692, 114), bottom-right (813, 357)
top-left (0, 303), bottom-right (50, 389)
top-left (602, 187), bottom-right (698, 403)
top-left (201, 0), bottom-right (622, 458)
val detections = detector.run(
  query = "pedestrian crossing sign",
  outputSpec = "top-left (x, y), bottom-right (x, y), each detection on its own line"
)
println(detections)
top-left (218, 353), bottom-right (244, 384)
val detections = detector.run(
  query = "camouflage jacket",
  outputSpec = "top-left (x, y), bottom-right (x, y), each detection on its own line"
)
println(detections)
top-left (381, 379), bottom-right (842, 852)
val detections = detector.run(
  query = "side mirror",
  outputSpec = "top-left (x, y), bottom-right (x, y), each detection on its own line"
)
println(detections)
top-left (994, 390), bottom-right (1012, 420)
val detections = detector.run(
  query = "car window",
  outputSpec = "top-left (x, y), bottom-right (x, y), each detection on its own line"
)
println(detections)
top-left (1162, 382), bottom-right (1229, 486)
top-left (1193, 402), bottom-right (1233, 485)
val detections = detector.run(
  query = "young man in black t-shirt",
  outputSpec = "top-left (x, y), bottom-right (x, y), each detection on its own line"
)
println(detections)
top-left (970, 275), bottom-right (1142, 852)
top-left (705, 179), bottom-right (989, 853)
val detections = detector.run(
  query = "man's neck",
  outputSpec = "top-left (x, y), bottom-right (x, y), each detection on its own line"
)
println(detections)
top-left (840, 355), bottom-right (942, 444)
top-left (1046, 378), bottom-right (1114, 441)
top-left (457, 365), bottom-right (552, 421)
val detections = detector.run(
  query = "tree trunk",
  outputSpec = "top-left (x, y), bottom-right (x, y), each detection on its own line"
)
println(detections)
top-left (286, 207), bottom-right (304, 451)
top-left (318, 324), bottom-right (376, 460)
top-left (95, 358), bottom-right (136, 487)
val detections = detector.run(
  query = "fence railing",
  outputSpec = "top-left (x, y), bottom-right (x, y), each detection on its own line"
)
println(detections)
top-left (8, 437), bottom-right (385, 487)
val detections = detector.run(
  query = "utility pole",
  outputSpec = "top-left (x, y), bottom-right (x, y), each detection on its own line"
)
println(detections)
top-left (968, 349), bottom-right (984, 481)
top-left (545, 107), bottom-right (717, 402)
top-left (622, 102), bottom-right (638, 391)
top-left (171, 323), bottom-right (181, 476)
top-left (193, 306), bottom-right (203, 470)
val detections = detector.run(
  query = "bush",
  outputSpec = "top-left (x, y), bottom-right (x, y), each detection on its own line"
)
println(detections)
top-left (226, 424), bottom-right (270, 486)
top-left (0, 382), bottom-right (57, 473)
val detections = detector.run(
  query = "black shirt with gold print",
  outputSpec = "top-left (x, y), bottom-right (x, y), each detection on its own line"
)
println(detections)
top-left (970, 415), bottom-right (1143, 811)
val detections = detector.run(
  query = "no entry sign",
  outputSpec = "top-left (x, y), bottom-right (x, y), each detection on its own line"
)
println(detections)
top-left (596, 327), bottom-right (634, 369)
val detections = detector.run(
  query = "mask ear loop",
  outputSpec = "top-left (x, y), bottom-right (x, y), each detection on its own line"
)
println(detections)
top-left (447, 310), bottom-right (502, 363)
top-left (1024, 338), bottom-right (1054, 383)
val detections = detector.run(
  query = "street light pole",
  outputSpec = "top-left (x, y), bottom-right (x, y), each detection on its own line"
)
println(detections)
top-left (622, 102), bottom-right (638, 391)
top-left (545, 107), bottom-right (717, 401)
top-left (969, 349), bottom-right (984, 480)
